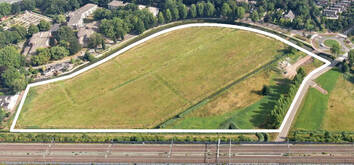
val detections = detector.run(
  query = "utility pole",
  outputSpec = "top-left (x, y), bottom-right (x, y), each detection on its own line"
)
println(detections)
top-left (228, 138), bottom-right (232, 164)
top-left (168, 139), bottom-right (173, 158)
top-left (216, 138), bottom-right (220, 163)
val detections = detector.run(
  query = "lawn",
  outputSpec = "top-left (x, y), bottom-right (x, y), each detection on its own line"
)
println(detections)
top-left (16, 27), bottom-right (286, 129)
top-left (293, 70), bottom-right (341, 130)
top-left (324, 39), bottom-right (340, 48)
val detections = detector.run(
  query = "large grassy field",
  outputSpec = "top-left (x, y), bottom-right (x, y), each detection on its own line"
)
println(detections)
top-left (16, 27), bottom-right (286, 129)
top-left (293, 69), bottom-right (354, 131)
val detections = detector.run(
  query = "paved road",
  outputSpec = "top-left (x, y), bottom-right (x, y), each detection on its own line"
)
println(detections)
top-left (275, 59), bottom-right (339, 142)
top-left (0, 143), bottom-right (353, 163)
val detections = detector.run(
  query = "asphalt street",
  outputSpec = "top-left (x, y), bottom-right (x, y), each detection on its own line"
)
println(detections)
top-left (0, 143), bottom-right (353, 163)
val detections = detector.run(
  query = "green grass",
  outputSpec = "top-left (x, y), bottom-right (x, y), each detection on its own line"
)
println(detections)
top-left (324, 39), bottom-right (340, 48)
top-left (16, 27), bottom-right (285, 129)
top-left (293, 70), bottom-right (340, 130)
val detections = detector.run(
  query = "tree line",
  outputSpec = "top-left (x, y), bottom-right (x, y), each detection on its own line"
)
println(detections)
top-left (289, 130), bottom-right (354, 143)
top-left (0, 133), bottom-right (255, 143)
top-left (264, 67), bottom-right (306, 129)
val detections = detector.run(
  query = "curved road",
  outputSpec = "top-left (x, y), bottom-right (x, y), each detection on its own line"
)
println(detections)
top-left (10, 23), bottom-right (330, 137)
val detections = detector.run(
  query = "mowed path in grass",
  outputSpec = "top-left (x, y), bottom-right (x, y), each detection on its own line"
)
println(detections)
top-left (293, 70), bottom-right (354, 131)
top-left (17, 27), bottom-right (284, 129)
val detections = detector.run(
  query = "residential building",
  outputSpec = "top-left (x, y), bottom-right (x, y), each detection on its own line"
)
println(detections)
top-left (138, 5), bottom-right (159, 16)
top-left (108, 0), bottom-right (128, 9)
top-left (68, 4), bottom-right (98, 29)
top-left (284, 10), bottom-right (295, 22)
top-left (77, 27), bottom-right (95, 47)
top-left (24, 31), bottom-right (51, 55)
top-left (323, 9), bottom-right (339, 19)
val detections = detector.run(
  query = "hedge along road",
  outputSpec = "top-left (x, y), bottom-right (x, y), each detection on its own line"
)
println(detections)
top-left (10, 23), bottom-right (330, 134)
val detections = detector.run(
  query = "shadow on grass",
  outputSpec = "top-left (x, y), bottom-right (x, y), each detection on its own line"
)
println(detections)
top-left (250, 78), bottom-right (292, 128)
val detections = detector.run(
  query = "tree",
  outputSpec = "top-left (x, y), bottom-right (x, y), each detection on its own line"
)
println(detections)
top-left (196, 2), bottom-right (205, 17)
top-left (330, 43), bottom-right (340, 57)
top-left (178, 3), bottom-right (188, 19)
top-left (10, 25), bottom-right (27, 39)
top-left (83, 52), bottom-right (95, 62)
top-left (165, 9), bottom-right (172, 22)
top-left (38, 20), bottom-right (51, 31)
top-left (237, 7), bottom-right (245, 19)
top-left (54, 14), bottom-right (66, 24)
top-left (251, 10), bottom-right (259, 22)
top-left (0, 46), bottom-right (25, 69)
top-left (261, 85), bottom-right (270, 96)
top-left (31, 48), bottom-right (50, 66)
top-left (157, 12), bottom-right (165, 24)
top-left (136, 19), bottom-right (145, 34)
top-left (221, 3), bottom-right (231, 18)
top-left (21, 0), bottom-right (36, 11)
top-left (171, 7), bottom-right (179, 20)
top-left (340, 62), bottom-right (349, 73)
top-left (205, 2), bottom-right (215, 17)
top-left (1, 67), bottom-right (27, 93)
top-left (348, 49), bottom-right (354, 67)
top-left (88, 33), bottom-right (104, 50)
top-left (0, 3), bottom-right (11, 17)
top-left (27, 24), bottom-right (39, 37)
top-left (53, 26), bottom-right (81, 54)
top-left (189, 4), bottom-right (197, 18)
top-left (50, 46), bottom-right (69, 60)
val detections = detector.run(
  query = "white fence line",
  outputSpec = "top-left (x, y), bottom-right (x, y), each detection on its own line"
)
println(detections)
top-left (10, 23), bottom-right (330, 133)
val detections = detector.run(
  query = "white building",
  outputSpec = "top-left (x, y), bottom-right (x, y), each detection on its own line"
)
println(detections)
top-left (108, 0), bottom-right (128, 9)
top-left (138, 5), bottom-right (159, 16)
top-left (68, 4), bottom-right (98, 29)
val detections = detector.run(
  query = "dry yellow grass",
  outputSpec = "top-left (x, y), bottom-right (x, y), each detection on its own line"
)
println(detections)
top-left (322, 75), bottom-right (354, 131)
top-left (16, 27), bottom-right (284, 129)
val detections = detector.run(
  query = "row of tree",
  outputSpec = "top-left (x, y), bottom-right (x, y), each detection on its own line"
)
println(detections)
top-left (289, 130), bottom-right (354, 143)
top-left (265, 67), bottom-right (306, 128)
top-left (0, 133), bottom-right (254, 143)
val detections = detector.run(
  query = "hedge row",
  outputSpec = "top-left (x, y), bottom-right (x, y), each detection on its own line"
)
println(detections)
top-left (289, 130), bottom-right (354, 143)
top-left (0, 133), bottom-right (256, 143)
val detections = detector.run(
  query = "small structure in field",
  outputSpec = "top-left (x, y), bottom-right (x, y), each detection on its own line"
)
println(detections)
top-left (68, 3), bottom-right (98, 29)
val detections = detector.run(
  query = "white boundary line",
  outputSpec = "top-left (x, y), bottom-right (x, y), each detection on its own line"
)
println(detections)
top-left (10, 23), bottom-right (330, 133)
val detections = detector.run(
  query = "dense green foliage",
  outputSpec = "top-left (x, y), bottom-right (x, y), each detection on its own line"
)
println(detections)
top-left (52, 26), bottom-right (81, 55)
top-left (0, 46), bottom-right (27, 93)
top-left (95, 4), bottom-right (157, 40)
top-left (38, 20), bottom-right (51, 31)
top-left (0, 25), bottom-right (28, 48)
top-left (31, 46), bottom-right (70, 65)
top-left (289, 130), bottom-right (354, 143)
